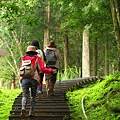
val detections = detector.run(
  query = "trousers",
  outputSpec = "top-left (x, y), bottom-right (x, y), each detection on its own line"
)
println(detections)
top-left (21, 78), bottom-right (38, 111)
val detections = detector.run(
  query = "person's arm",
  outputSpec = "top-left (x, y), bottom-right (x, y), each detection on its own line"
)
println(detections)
top-left (37, 56), bottom-right (52, 74)
top-left (55, 49), bottom-right (63, 62)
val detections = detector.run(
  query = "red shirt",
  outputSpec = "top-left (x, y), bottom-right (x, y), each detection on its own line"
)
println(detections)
top-left (20, 55), bottom-right (52, 81)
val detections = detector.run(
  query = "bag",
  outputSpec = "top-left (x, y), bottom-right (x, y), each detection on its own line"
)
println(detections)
top-left (19, 57), bottom-right (36, 77)
top-left (46, 49), bottom-right (57, 65)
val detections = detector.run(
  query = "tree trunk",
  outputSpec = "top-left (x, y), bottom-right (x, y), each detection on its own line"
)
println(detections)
top-left (64, 34), bottom-right (68, 73)
top-left (109, 0), bottom-right (120, 46)
top-left (82, 26), bottom-right (90, 77)
top-left (44, 1), bottom-right (50, 49)
top-left (105, 35), bottom-right (109, 75)
top-left (109, 0), bottom-right (120, 70)
top-left (92, 38), bottom-right (97, 76)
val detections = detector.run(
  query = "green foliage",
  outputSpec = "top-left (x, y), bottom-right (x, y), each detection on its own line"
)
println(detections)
top-left (0, 0), bottom-right (118, 88)
top-left (0, 0), bottom-right (46, 88)
top-left (49, 0), bottom-right (118, 76)
top-left (57, 66), bottom-right (81, 81)
top-left (0, 88), bottom-right (21, 120)
top-left (0, 0), bottom-right (39, 28)
top-left (0, 57), bottom-right (13, 88)
top-left (66, 72), bottom-right (120, 120)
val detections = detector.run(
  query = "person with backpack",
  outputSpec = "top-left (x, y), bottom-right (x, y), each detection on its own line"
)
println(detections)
top-left (44, 41), bottom-right (63, 96)
top-left (31, 40), bottom-right (47, 100)
top-left (19, 45), bottom-right (55, 118)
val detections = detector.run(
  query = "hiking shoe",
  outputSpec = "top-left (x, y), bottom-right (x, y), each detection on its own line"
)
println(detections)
top-left (29, 110), bottom-right (35, 117)
top-left (20, 109), bottom-right (26, 118)
top-left (38, 91), bottom-right (42, 100)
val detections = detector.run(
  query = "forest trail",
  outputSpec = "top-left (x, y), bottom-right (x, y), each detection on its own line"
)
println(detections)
top-left (9, 76), bottom-right (100, 120)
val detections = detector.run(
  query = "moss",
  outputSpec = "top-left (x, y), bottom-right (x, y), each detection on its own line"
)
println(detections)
top-left (0, 88), bottom-right (21, 120)
top-left (66, 72), bottom-right (120, 120)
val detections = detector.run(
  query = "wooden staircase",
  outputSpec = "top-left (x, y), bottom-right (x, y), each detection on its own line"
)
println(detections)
top-left (9, 76), bottom-right (102, 120)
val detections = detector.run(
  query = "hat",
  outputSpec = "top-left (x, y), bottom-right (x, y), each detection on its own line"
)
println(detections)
top-left (31, 40), bottom-right (40, 49)
top-left (26, 46), bottom-right (37, 53)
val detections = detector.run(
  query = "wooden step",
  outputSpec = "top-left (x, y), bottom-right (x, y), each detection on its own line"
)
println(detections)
top-left (9, 115), bottom-right (71, 120)
top-left (9, 77), bottom-right (100, 120)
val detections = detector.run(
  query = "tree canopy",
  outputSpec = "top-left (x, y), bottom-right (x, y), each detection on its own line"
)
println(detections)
top-left (0, 0), bottom-right (119, 88)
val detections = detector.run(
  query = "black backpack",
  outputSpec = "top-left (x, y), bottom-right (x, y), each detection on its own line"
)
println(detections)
top-left (46, 49), bottom-right (57, 65)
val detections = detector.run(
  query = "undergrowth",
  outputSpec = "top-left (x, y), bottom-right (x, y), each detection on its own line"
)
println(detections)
top-left (57, 66), bottom-right (81, 81)
top-left (66, 72), bottom-right (120, 120)
top-left (0, 89), bottom-right (21, 120)
top-left (0, 71), bottom-right (120, 120)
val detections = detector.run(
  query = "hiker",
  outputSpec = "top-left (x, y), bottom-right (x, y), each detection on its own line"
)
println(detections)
top-left (31, 40), bottom-right (46, 99)
top-left (19, 45), bottom-right (55, 117)
top-left (44, 41), bottom-right (63, 96)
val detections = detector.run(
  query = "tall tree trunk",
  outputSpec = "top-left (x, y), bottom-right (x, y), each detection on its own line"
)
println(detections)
top-left (44, 1), bottom-right (50, 49)
top-left (92, 38), bottom-right (97, 76)
top-left (109, 0), bottom-right (120, 70)
top-left (64, 34), bottom-right (68, 73)
top-left (105, 35), bottom-right (109, 75)
top-left (82, 26), bottom-right (90, 77)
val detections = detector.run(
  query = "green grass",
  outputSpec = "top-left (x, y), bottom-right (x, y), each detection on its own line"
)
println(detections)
top-left (0, 88), bottom-right (21, 120)
top-left (57, 66), bottom-right (82, 81)
top-left (0, 71), bottom-right (120, 120)
top-left (66, 72), bottom-right (120, 120)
